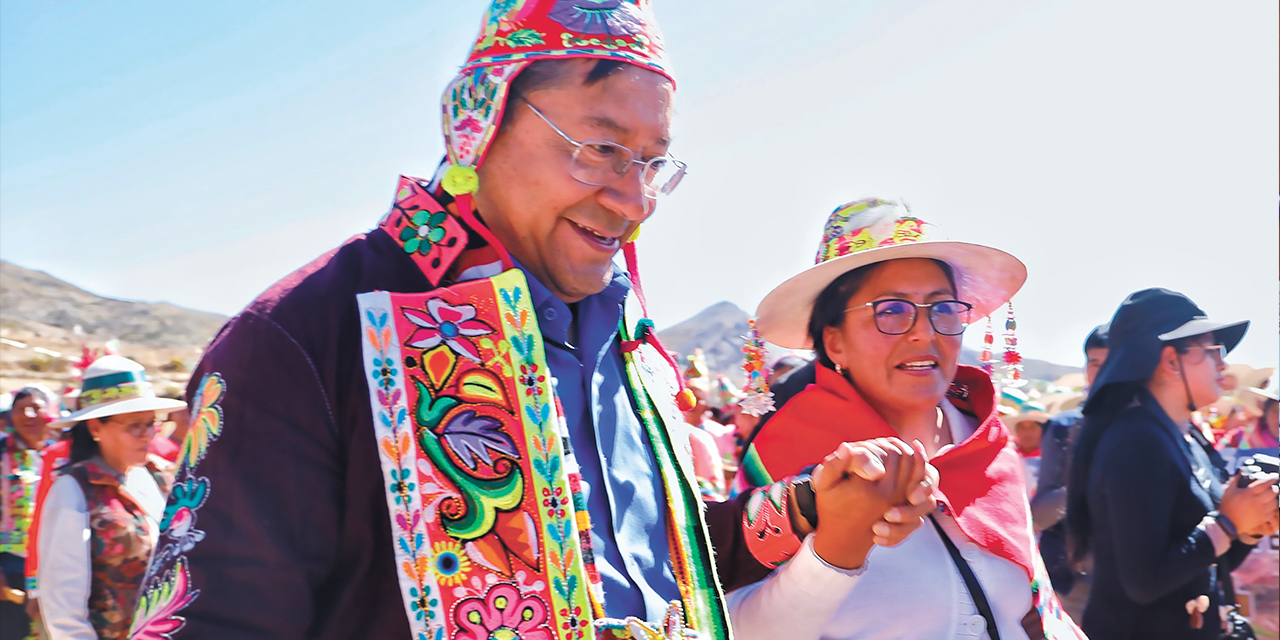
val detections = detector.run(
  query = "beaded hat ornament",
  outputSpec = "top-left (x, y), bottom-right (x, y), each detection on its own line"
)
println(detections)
top-left (739, 319), bottom-right (775, 417)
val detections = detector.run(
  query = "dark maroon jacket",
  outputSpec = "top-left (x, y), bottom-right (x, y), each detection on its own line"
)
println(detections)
top-left (137, 225), bottom-right (767, 639)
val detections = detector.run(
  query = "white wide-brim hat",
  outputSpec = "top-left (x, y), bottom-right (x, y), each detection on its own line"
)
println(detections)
top-left (756, 198), bottom-right (1027, 349)
top-left (53, 355), bottom-right (186, 426)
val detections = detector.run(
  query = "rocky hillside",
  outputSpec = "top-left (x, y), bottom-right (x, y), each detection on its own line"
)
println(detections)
top-left (0, 260), bottom-right (229, 394)
top-left (658, 300), bottom-right (1079, 384)
top-left (1, 260), bottom-right (228, 349)
top-left (659, 301), bottom-right (752, 385)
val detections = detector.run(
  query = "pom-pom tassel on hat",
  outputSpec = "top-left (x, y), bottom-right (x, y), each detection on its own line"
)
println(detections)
top-left (621, 240), bottom-right (696, 411)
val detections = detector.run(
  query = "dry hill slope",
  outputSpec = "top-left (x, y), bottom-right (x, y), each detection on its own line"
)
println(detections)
top-left (0, 260), bottom-right (228, 350)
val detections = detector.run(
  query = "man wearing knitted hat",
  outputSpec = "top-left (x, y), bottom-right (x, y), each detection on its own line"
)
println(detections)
top-left (129, 3), bottom-right (938, 639)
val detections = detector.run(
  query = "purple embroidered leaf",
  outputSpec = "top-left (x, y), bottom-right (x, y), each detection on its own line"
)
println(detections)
top-left (441, 409), bottom-right (519, 471)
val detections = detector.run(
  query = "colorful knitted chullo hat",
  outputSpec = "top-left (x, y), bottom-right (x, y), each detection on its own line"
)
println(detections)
top-left (431, 0), bottom-right (695, 409)
top-left (438, 0), bottom-right (673, 205)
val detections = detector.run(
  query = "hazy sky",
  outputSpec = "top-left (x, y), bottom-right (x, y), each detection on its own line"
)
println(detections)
top-left (2, 0), bottom-right (1276, 370)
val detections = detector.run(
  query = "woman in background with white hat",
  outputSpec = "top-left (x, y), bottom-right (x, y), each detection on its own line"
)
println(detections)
top-left (729, 198), bottom-right (1082, 639)
top-left (37, 356), bottom-right (185, 640)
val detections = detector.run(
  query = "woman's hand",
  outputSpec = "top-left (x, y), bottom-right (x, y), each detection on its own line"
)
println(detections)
top-left (1220, 472), bottom-right (1280, 536)
top-left (808, 438), bottom-right (931, 569)
top-left (874, 439), bottom-right (938, 547)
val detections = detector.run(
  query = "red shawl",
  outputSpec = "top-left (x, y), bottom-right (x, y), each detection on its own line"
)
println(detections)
top-left (752, 364), bottom-right (1035, 579)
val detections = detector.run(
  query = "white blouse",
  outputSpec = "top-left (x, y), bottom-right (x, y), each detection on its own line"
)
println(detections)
top-left (37, 464), bottom-right (166, 640)
top-left (726, 402), bottom-right (1034, 640)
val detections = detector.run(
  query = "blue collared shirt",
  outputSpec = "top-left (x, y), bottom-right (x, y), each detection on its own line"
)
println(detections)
top-left (517, 261), bottom-right (680, 621)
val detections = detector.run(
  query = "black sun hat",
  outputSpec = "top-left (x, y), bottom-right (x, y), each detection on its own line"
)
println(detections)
top-left (1084, 288), bottom-right (1249, 414)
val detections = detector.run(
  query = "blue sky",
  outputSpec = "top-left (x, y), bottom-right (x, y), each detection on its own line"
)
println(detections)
top-left (2, 0), bottom-right (1276, 370)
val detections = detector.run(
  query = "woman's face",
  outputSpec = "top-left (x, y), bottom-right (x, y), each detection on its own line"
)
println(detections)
top-left (1175, 333), bottom-right (1227, 410)
top-left (10, 394), bottom-right (50, 447)
top-left (89, 410), bottom-right (157, 469)
top-left (823, 259), bottom-right (963, 415)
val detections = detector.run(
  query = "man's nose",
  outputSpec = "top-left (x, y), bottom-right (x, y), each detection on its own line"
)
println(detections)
top-left (598, 162), bottom-right (652, 222)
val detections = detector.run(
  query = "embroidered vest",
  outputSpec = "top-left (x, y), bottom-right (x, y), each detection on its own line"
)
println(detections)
top-left (65, 458), bottom-right (173, 640)
top-left (356, 176), bottom-right (729, 640)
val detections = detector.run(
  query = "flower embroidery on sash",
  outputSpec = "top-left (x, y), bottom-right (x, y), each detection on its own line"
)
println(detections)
top-left (129, 373), bottom-right (225, 640)
top-left (404, 299), bottom-right (495, 364)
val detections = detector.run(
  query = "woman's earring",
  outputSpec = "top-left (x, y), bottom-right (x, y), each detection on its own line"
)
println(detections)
top-left (835, 364), bottom-right (843, 374)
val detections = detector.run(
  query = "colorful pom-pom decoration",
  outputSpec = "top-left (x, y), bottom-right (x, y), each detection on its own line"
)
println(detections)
top-left (441, 164), bottom-right (479, 196)
top-left (740, 318), bottom-right (776, 417)
top-left (676, 388), bottom-right (698, 412)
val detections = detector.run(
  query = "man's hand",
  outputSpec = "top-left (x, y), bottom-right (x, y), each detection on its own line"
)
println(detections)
top-left (808, 438), bottom-right (930, 569)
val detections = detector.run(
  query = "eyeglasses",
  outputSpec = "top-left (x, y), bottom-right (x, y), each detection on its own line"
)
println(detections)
top-left (522, 100), bottom-right (687, 198)
top-left (105, 416), bottom-right (161, 438)
top-left (847, 298), bottom-right (973, 336)
top-left (1181, 343), bottom-right (1226, 366)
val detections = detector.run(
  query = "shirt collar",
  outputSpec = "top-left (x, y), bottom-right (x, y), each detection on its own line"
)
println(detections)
top-left (513, 257), bottom-right (632, 344)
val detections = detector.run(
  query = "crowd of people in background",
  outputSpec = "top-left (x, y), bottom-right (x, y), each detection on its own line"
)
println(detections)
top-left (2, 286), bottom-right (1276, 639)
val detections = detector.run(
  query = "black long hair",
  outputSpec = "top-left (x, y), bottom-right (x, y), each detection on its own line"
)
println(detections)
top-left (1064, 382), bottom-right (1143, 562)
top-left (67, 421), bottom-right (100, 466)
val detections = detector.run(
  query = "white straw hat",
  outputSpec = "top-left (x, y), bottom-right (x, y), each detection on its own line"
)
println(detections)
top-left (755, 198), bottom-right (1027, 349)
top-left (52, 355), bottom-right (187, 426)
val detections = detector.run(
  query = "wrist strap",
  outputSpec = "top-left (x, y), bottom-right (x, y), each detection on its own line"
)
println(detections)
top-left (792, 475), bottom-right (818, 530)
top-left (1212, 511), bottom-right (1240, 540)
top-left (929, 515), bottom-right (1001, 640)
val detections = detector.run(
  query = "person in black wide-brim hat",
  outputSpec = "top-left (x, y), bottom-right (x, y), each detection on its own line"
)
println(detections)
top-left (1066, 288), bottom-right (1279, 639)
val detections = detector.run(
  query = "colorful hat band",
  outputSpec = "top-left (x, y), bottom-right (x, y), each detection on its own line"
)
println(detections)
top-left (79, 383), bottom-right (149, 410)
top-left (81, 370), bottom-right (148, 392)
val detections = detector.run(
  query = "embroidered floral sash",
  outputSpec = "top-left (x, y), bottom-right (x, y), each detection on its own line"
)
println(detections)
top-left (357, 268), bottom-right (728, 640)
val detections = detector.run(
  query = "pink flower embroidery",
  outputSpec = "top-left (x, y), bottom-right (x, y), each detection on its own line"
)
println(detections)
top-left (403, 299), bottom-right (494, 363)
top-left (454, 583), bottom-right (551, 640)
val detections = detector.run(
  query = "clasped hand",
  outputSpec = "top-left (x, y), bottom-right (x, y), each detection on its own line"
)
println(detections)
top-left (797, 437), bottom-right (939, 570)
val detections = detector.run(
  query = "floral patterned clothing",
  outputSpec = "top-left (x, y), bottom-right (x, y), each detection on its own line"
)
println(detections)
top-left (0, 431), bottom-right (45, 557)
top-left (39, 457), bottom-right (171, 640)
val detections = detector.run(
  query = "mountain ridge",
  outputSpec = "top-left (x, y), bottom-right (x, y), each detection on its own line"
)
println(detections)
top-left (0, 260), bottom-right (229, 350)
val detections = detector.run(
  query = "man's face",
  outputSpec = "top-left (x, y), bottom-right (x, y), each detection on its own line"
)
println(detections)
top-left (1084, 347), bottom-right (1108, 388)
top-left (476, 61), bottom-right (674, 303)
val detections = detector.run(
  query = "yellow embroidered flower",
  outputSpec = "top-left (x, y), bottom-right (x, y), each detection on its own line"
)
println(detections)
top-left (442, 164), bottom-right (480, 196)
top-left (430, 540), bottom-right (471, 585)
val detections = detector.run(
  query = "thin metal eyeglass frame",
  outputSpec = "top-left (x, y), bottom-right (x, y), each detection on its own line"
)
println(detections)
top-left (845, 298), bottom-right (974, 336)
top-left (1179, 343), bottom-right (1227, 366)
top-left (521, 100), bottom-right (687, 196)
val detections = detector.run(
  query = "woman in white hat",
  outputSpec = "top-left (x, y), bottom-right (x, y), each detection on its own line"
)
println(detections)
top-left (36, 356), bottom-right (185, 640)
top-left (729, 198), bottom-right (1082, 639)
